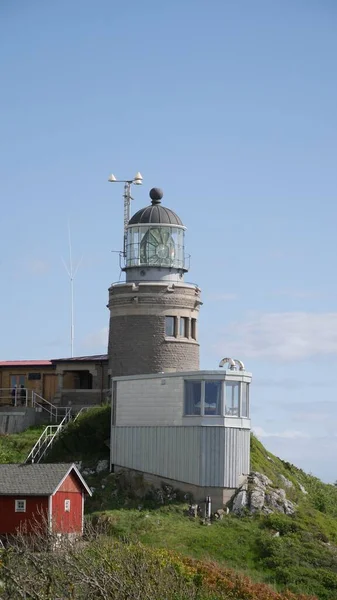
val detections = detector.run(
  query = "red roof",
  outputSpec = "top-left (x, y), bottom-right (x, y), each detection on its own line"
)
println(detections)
top-left (0, 360), bottom-right (52, 367)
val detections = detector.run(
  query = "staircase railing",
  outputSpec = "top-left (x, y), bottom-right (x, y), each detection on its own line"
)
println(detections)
top-left (73, 406), bottom-right (98, 422)
top-left (31, 392), bottom-right (69, 423)
top-left (25, 408), bottom-right (72, 464)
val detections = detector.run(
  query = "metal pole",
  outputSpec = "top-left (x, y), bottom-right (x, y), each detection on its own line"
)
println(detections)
top-left (123, 181), bottom-right (132, 257)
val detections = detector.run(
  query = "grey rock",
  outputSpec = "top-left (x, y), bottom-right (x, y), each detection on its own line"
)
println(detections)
top-left (232, 490), bottom-right (248, 514)
top-left (82, 468), bottom-right (95, 476)
top-left (250, 489), bottom-right (265, 512)
top-left (96, 459), bottom-right (109, 474)
top-left (299, 483), bottom-right (308, 494)
top-left (284, 499), bottom-right (296, 515)
top-left (279, 474), bottom-right (293, 488)
top-left (249, 472), bottom-right (272, 488)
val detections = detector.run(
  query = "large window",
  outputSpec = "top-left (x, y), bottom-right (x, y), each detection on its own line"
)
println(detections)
top-left (225, 382), bottom-right (240, 416)
top-left (165, 316), bottom-right (175, 337)
top-left (204, 381), bottom-right (222, 415)
top-left (184, 380), bottom-right (221, 416)
top-left (184, 379), bottom-right (249, 418)
top-left (184, 381), bottom-right (202, 415)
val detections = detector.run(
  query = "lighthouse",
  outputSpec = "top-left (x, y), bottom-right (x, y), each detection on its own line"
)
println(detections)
top-left (108, 187), bottom-right (202, 377)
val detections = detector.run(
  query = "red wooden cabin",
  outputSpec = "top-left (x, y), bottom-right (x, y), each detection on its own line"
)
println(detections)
top-left (0, 463), bottom-right (91, 536)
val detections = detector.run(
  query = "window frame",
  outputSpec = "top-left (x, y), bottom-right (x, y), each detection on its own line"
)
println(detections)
top-left (184, 380), bottom-right (223, 417)
top-left (191, 318), bottom-right (197, 340)
top-left (64, 499), bottom-right (71, 512)
top-left (184, 380), bottom-right (202, 416)
top-left (165, 316), bottom-right (176, 337)
top-left (15, 499), bottom-right (26, 513)
top-left (179, 316), bottom-right (189, 338)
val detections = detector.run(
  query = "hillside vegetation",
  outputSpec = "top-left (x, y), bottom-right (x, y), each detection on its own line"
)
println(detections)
top-left (2, 407), bottom-right (337, 599)
top-left (0, 425), bottom-right (44, 463)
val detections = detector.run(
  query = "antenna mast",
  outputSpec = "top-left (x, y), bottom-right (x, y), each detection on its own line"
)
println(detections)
top-left (62, 224), bottom-right (82, 358)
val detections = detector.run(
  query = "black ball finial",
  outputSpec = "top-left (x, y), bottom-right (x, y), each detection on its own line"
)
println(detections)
top-left (149, 187), bottom-right (163, 204)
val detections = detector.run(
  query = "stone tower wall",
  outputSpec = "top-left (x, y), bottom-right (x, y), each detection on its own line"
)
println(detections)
top-left (108, 282), bottom-right (202, 377)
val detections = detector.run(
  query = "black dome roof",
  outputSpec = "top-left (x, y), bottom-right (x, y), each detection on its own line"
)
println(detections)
top-left (128, 188), bottom-right (184, 226)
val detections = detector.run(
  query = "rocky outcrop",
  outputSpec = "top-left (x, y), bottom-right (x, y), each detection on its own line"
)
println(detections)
top-left (231, 471), bottom-right (297, 516)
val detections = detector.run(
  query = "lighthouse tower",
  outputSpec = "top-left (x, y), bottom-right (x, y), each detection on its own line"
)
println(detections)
top-left (108, 187), bottom-right (202, 377)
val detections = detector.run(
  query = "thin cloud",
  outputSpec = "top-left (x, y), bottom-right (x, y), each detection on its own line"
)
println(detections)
top-left (272, 290), bottom-right (321, 299)
top-left (82, 327), bottom-right (108, 350)
top-left (253, 426), bottom-right (310, 440)
top-left (221, 312), bottom-right (337, 361)
top-left (207, 292), bottom-right (238, 301)
top-left (24, 259), bottom-right (50, 276)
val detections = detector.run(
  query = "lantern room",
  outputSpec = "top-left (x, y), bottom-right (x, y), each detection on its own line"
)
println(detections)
top-left (124, 188), bottom-right (188, 282)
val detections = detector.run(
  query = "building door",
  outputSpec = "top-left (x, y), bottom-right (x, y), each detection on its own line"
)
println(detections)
top-left (43, 374), bottom-right (57, 401)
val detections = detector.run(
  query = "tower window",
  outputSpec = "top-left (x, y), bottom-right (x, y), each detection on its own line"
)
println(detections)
top-left (179, 317), bottom-right (188, 338)
top-left (165, 316), bottom-right (175, 337)
top-left (191, 319), bottom-right (197, 340)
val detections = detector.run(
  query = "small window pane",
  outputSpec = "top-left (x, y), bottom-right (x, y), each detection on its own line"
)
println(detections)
top-left (15, 499), bottom-right (26, 513)
top-left (225, 382), bottom-right (239, 416)
top-left (180, 317), bottom-right (188, 337)
top-left (165, 316), bottom-right (175, 337)
top-left (184, 381), bottom-right (201, 415)
top-left (191, 319), bottom-right (197, 340)
top-left (241, 383), bottom-right (249, 417)
top-left (64, 499), bottom-right (71, 512)
top-left (204, 381), bottom-right (222, 415)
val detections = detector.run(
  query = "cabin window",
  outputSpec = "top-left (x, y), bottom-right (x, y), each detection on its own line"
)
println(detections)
top-left (184, 381), bottom-right (201, 415)
top-left (241, 383), bottom-right (249, 417)
top-left (204, 381), bottom-right (222, 415)
top-left (64, 499), bottom-right (71, 512)
top-left (15, 499), bottom-right (26, 513)
top-left (165, 316), bottom-right (176, 337)
top-left (179, 317), bottom-right (188, 338)
top-left (225, 382), bottom-right (240, 416)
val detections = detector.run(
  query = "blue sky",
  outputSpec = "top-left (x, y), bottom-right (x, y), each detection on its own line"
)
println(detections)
top-left (1, 0), bottom-right (337, 481)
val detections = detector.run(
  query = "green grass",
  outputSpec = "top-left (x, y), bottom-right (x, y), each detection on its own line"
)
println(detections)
top-left (0, 425), bottom-right (45, 463)
top-left (45, 405), bottom-right (111, 464)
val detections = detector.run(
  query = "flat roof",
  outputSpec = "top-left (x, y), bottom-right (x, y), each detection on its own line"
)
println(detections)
top-left (51, 354), bottom-right (108, 363)
top-left (0, 360), bottom-right (52, 367)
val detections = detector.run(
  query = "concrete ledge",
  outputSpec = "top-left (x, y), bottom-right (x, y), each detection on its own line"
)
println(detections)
top-left (113, 465), bottom-right (237, 510)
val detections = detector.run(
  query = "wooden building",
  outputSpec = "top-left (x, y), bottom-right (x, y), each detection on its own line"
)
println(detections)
top-left (0, 463), bottom-right (91, 536)
top-left (0, 360), bottom-right (56, 405)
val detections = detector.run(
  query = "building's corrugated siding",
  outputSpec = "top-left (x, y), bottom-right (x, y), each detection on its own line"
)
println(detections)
top-left (111, 426), bottom-right (201, 485)
top-left (116, 377), bottom-right (184, 426)
top-left (111, 426), bottom-right (251, 488)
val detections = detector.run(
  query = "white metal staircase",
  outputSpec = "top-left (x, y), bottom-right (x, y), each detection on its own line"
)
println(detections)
top-left (25, 408), bottom-right (72, 464)
top-left (25, 399), bottom-right (99, 464)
